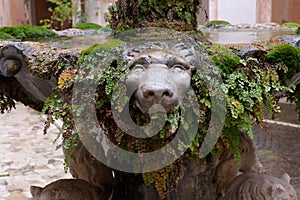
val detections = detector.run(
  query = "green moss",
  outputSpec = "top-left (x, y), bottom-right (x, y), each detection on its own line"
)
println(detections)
top-left (204, 20), bottom-right (230, 28)
top-left (281, 22), bottom-right (300, 28)
top-left (207, 44), bottom-right (240, 74)
top-left (266, 44), bottom-right (300, 81)
top-left (266, 44), bottom-right (300, 121)
top-left (73, 22), bottom-right (103, 30)
top-left (296, 27), bottom-right (300, 35)
top-left (0, 25), bottom-right (57, 41)
top-left (0, 32), bottom-right (15, 41)
top-left (78, 39), bottom-right (124, 64)
top-left (80, 39), bottom-right (123, 57)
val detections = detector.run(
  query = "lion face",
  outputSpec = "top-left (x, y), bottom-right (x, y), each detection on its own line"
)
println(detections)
top-left (125, 48), bottom-right (192, 114)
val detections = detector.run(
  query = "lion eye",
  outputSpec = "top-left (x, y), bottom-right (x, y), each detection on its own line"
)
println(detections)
top-left (172, 64), bottom-right (186, 72)
top-left (132, 64), bottom-right (145, 73)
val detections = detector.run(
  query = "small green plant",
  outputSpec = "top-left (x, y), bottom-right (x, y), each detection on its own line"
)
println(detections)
top-left (0, 94), bottom-right (15, 114)
top-left (204, 20), bottom-right (230, 28)
top-left (40, 0), bottom-right (78, 30)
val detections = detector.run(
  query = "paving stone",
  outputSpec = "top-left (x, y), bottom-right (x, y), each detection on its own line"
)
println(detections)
top-left (6, 191), bottom-right (27, 200)
top-left (0, 180), bottom-right (7, 186)
top-left (0, 103), bottom-right (72, 199)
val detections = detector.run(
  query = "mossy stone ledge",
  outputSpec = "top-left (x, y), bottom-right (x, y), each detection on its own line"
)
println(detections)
top-left (0, 25), bottom-right (57, 41)
top-left (73, 23), bottom-right (103, 30)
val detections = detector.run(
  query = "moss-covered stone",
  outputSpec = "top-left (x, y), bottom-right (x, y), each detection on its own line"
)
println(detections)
top-left (0, 25), bottom-right (57, 41)
top-left (80, 39), bottom-right (124, 57)
top-left (281, 22), bottom-right (300, 28)
top-left (204, 20), bottom-right (230, 28)
top-left (266, 44), bottom-right (300, 121)
top-left (73, 23), bottom-right (103, 30)
top-left (266, 44), bottom-right (300, 81)
top-left (207, 44), bottom-right (240, 74)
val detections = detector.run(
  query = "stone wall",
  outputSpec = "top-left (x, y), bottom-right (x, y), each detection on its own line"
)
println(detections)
top-left (218, 0), bottom-right (257, 24)
top-left (0, 0), bottom-right (32, 26)
top-left (209, 0), bottom-right (300, 25)
top-left (256, 0), bottom-right (272, 23)
top-left (272, 0), bottom-right (300, 24)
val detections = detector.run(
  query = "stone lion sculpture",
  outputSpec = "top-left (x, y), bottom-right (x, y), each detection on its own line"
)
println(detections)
top-left (28, 28), bottom-right (298, 199)
top-left (30, 179), bottom-right (101, 200)
top-left (224, 172), bottom-right (297, 200)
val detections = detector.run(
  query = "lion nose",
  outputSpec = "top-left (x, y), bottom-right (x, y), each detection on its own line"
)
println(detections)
top-left (143, 86), bottom-right (174, 101)
top-left (143, 88), bottom-right (173, 100)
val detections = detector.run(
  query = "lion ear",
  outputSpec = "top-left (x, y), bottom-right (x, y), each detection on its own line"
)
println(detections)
top-left (270, 184), bottom-right (285, 196)
top-left (30, 186), bottom-right (43, 198)
top-left (281, 173), bottom-right (291, 183)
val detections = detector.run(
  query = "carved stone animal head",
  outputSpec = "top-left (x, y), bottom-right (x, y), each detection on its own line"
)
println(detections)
top-left (224, 172), bottom-right (297, 200)
top-left (125, 47), bottom-right (194, 114)
top-left (30, 179), bottom-right (100, 200)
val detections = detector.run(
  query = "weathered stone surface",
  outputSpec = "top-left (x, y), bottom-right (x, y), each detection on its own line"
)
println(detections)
top-left (30, 179), bottom-right (100, 200)
top-left (66, 141), bottom-right (114, 200)
top-left (224, 172), bottom-right (297, 200)
top-left (0, 41), bottom-right (81, 110)
top-left (0, 41), bottom-right (81, 79)
top-left (296, 39), bottom-right (300, 48)
top-left (254, 119), bottom-right (300, 198)
top-left (212, 131), bottom-right (262, 199)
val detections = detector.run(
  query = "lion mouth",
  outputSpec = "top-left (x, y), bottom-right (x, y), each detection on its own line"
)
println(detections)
top-left (135, 99), bottom-right (179, 116)
top-left (148, 104), bottom-right (166, 115)
top-left (135, 91), bottom-right (179, 114)
top-left (124, 94), bottom-right (181, 138)
top-left (128, 94), bottom-right (178, 123)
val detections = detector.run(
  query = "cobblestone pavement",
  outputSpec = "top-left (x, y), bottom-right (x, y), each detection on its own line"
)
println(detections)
top-left (254, 124), bottom-right (300, 198)
top-left (254, 102), bottom-right (300, 198)
top-left (0, 104), bottom-right (71, 200)
top-left (0, 103), bottom-right (299, 199)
